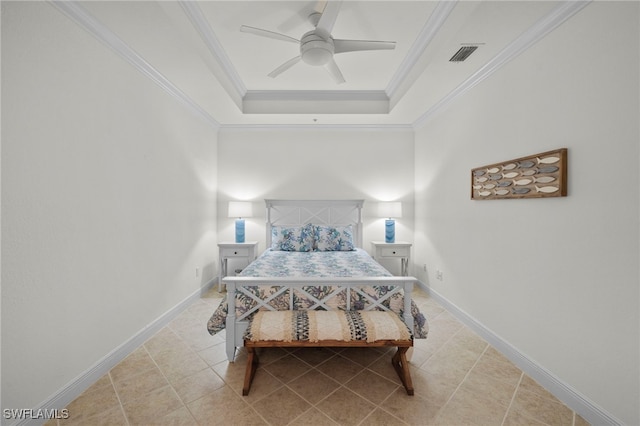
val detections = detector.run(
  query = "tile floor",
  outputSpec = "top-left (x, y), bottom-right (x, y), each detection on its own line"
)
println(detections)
top-left (50, 287), bottom-right (589, 425)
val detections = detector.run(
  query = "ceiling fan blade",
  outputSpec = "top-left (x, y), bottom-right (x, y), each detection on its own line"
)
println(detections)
top-left (278, 1), bottom-right (323, 32)
top-left (324, 58), bottom-right (345, 84)
top-left (313, 0), bottom-right (327, 14)
top-left (334, 39), bottom-right (396, 54)
top-left (240, 25), bottom-right (299, 44)
top-left (315, 0), bottom-right (342, 38)
top-left (268, 56), bottom-right (302, 78)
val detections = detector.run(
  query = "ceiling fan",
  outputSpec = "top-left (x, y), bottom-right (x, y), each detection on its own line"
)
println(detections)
top-left (240, 0), bottom-right (396, 84)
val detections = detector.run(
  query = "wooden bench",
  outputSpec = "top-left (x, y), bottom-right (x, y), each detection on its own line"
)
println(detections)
top-left (242, 310), bottom-right (414, 396)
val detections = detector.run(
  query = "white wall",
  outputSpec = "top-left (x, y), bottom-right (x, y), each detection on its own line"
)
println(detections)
top-left (217, 128), bottom-right (414, 274)
top-left (414, 2), bottom-right (638, 424)
top-left (1, 2), bottom-right (218, 413)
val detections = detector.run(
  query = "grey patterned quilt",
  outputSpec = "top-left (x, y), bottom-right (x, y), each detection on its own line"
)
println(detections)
top-left (206, 249), bottom-right (428, 338)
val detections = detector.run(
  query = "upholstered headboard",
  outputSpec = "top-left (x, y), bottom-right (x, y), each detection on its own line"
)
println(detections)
top-left (265, 199), bottom-right (364, 249)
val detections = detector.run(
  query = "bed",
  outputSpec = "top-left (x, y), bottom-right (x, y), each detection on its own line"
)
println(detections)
top-left (206, 199), bottom-right (428, 362)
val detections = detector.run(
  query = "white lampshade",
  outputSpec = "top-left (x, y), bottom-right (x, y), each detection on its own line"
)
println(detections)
top-left (228, 201), bottom-right (253, 218)
top-left (378, 202), bottom-right (402, 218)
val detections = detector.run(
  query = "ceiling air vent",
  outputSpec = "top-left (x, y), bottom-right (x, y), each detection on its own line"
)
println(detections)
top-left (449, 45), bottom-right (478, 62)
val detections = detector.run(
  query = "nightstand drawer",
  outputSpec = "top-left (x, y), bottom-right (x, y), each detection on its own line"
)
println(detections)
top-left (221, 248), bottom-right (250, 257)
top-left (380, 247), bottom-right (409, 257)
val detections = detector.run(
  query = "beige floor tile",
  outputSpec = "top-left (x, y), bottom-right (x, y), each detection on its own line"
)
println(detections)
top-left (252, 386), bottom-right (312, 425)
top-left (407, 366), bottom-right (458, 406)
top-left (109, 346), bottom-right (157, 383)
top-left (186, 385), bottom-right (251, 425)
top-left (211, 356), bottom-right (247, 392)
top-left (262, 353), bottom-right (313, 383)
top-left (459, 368), bottom-right (518, 407)
top-left (316, 387), bottom-right (375, 426)
top-left (153, 346), bottom-right (210, 383)
top-left (289, 407), bottom-right (340, 425)
top-left (509, 387), bottom-right (574, 426)
top-left (153, 406), bottom-right (197, 426)
top-left (113, 365), bottom-right (169, 404)
top-left (471, 350), bottom-right (523, 388)
top-left (503, 409), bottom-right (548, 425)
top-left (381, 388), bottom-right (442, 425)
top-left (240, 369), bottom-right (286, 403)
top-left (287, 369), bottom-right (341, 404)
top-left (196, 341), bottom-right (229, 367)
top-left (62, 377), bottom-right (120, 423)
top-left (450, 326), bottom-right (489, 354)
top-left (432, 338), bottom-right (485, 374)
top-left (344, 370), bottom-right (400, 404)
top-left (144, 327), bottom-right (184, 357)
top-left (61, 404), bottom-right (126, 426)
top-left (291, 346), bottom-right (340, 366)
top-left (188, 300), bottom-right (222, 323)
top-left (59, 290), bottom-right (586, 426)
top-left (361, 408), bottom-right (409, 426)
top-left (519, 374), bottom-right (563, 402)
top-left (434, 386), bottom-right (509, 425)
top-left (170, 367), bottom-right (225, 404)
top-left (315, 354), bottom-right (365, 384)
top-left (405, 345), bottom-right (432, 368)
top-left (368, 356), bottom-right (403, 385)
top-left (253, 346), bottom-right (291, 365)
top-left (338, 347), bottom-right (386, 367)
top-left (122, 385), bottom-right (184, 425)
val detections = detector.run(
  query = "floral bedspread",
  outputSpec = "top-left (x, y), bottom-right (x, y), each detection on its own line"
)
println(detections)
top-left (207, 249), bottom-right (428, 338)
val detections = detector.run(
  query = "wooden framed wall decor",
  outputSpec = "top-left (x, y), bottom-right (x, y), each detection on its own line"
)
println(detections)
top-left (471, 148), bottom-right (567, 200)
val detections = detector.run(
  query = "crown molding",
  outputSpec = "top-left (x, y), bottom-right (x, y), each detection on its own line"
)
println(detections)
top-left (386, 0), bottom-right (458, 99)
top-left (412, 0), bottom-right (592, 128)
top-left (243, 90), bottom-right (390, 114)
top-left (49, 0), bottom-right (591, 131)
top-left (219, 123), bottom-right (414, 132)
top-left (49, 0), bottom-right (220, 129)
top-left (178, 0), bottom-right (247, 100)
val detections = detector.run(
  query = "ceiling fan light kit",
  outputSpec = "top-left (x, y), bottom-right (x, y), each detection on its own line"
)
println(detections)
top-left (240, 0), bottom-right (396, 84)
top-left (300, 32), bottom-right (334, 66)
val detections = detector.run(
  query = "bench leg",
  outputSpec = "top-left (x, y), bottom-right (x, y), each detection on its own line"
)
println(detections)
top-left (392, 347), bottom-right (414, 395)
top-left (242, 347), bottom-right (260, 396)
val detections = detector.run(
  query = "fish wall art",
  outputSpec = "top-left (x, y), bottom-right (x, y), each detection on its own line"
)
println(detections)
top-left (471, 148), bottom-right (567, 200)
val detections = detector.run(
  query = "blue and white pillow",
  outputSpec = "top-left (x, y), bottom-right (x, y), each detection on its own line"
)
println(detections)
top-left (271, 223), bottom-right (315, 252)
top-left (314, 225), bottom-right (355, 251)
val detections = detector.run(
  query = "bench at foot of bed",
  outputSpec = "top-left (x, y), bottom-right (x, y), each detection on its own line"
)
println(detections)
top-left (242, 310), bottom-right (414, 396)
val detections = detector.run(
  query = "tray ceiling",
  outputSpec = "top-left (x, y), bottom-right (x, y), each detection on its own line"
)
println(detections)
top-left (53, 1), bottom-right (590, 128)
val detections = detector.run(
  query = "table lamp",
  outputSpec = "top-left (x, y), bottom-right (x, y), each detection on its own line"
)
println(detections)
top-left (228, 201), bottom-right (253, 243)
top-left (378, 202), bottom-right (402, 243)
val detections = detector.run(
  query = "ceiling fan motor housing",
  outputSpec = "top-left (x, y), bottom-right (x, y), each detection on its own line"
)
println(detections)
top-left (300, 31), bottom-right (334, 66)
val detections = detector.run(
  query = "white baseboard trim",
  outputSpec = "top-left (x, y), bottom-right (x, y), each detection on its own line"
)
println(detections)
top-left (416, 281), bottom-right (622, 426)
top-left (13, 279), bottom-right (215, 426)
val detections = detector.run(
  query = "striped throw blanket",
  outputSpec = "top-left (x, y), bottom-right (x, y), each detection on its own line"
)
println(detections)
top-left (245, 310), bottom-right (412, 343)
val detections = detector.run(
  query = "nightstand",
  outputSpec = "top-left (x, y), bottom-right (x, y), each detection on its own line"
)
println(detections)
top-left (218, 241), bottom-right (258, 292)
top-left (371, 241), bottom-right (412, 276)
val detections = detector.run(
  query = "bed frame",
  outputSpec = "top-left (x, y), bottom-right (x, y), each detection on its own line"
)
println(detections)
top-left (222, 199), bottom-right (416, 362)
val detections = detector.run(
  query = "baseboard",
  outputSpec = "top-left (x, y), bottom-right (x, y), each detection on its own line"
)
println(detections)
top-left (12, 279), bottom-right (215, 426)
top-left (416, 281), bottom-right (622, 426)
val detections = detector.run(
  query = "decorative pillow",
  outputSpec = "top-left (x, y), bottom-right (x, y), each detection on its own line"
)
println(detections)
top-left (314, 225), bottom-right (355, 251)
top-left (271, 223), bottom-right (314, 252)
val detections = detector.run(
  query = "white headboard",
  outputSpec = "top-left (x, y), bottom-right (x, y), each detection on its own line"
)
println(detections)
top-left (265, 199), bottom-right (364, 248)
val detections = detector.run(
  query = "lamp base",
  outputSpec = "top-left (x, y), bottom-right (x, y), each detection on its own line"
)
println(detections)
top-left (385, 219), bottom-right (395, 243)
top-left (235, 219), bottom-right (245, 243)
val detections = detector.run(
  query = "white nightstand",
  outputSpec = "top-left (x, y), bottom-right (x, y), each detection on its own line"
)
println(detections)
top-left (371, 241), bottom-right (412, 276)
top-left (218, 242), bottom-right (258, 292)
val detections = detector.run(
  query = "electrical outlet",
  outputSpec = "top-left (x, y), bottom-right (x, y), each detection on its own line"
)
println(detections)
top-left (436, 270), bottom-right (443, 281)
top-left (195, 267), bottom-right (199, 278)
top-left (423, 264), bottom-right (427, 272)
